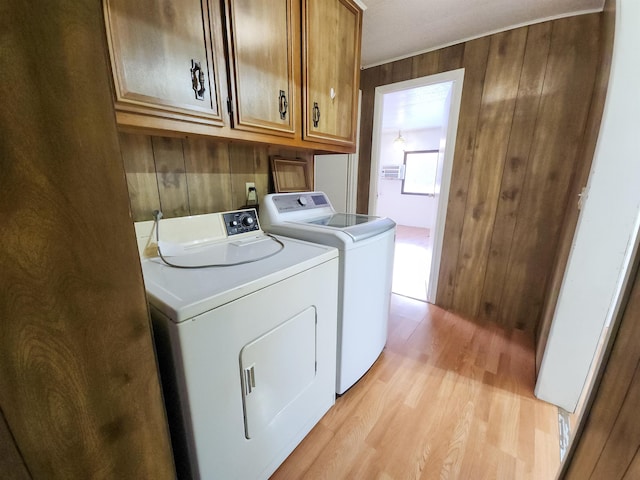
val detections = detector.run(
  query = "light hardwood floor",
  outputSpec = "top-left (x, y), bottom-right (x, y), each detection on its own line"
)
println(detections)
top-left (271, 296), bottom-right (561, 479)
top-left (392, 226), bottom-right (432, 302)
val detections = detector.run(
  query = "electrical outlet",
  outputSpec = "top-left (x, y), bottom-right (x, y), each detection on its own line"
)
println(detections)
top-left (245, 182), bottom-right (256, 199)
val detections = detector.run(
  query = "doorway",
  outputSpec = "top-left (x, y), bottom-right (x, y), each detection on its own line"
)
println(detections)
top-left (368, 70), bottom-right (464, 303)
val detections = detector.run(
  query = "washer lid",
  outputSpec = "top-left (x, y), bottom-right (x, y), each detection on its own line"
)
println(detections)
top-left (294, 214), bottom-right (395, 242)
top-left (142, 235), bottom-right (338, 323)
top-left (260, 192), bottom-right (396, 243)
top-left (307, 213), bottom-right (375, 228)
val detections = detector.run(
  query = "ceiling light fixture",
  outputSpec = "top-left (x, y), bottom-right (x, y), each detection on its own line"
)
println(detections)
top-left (393, 130), bottom-right (406, 151)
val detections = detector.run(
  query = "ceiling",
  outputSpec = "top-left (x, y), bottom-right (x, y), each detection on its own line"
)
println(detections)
top-left (359, 0), bottom-right (605, 68)
top-left (382, 82), bottom-right (452, 133)
top-left (364, 0), bottom-right (605, 135)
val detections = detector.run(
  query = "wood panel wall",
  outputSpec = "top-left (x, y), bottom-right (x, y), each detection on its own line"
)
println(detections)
top-left (0, 408), bottom-right (29, 479)
top-left (358, 14), bottom-right (602, 334)
top-left (0, 1), bottom-right (175, 478)
top-left (119, 132), bottom-right (315, 221)
top-left (535, 0), bottom-right (615, 373)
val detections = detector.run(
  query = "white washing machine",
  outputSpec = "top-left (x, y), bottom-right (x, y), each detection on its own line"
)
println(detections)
top-left (260, 192), bottom-right (396, 394)
top-left (134, 209), bottom-right (338, 480)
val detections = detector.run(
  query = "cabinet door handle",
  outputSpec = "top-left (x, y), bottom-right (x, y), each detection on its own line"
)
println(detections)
top-left (190, 59), bottom-right (206, 101)
top-left (278, 90), bottom-right (288, 120)
top-left (312, 102), bottom-right (320, 127)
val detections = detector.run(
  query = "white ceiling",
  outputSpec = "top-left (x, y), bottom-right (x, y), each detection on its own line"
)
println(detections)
top-left (359, 0), bottom-right (605, 68)
top-left (382, 81), bottom-right (452, 133)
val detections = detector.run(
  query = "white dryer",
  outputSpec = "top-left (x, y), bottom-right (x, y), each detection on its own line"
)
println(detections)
top-left (135, 209), bottom-right (338, 480)
top-left (260, 192), bottom-right (396, 394)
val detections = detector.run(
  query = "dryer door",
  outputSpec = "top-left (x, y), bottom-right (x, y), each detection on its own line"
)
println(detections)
top-left (240, 306), bottom-right (317, 439)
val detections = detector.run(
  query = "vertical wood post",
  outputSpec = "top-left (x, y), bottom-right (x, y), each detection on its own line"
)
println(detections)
top-left (0, 1), bottom-right (176, 478)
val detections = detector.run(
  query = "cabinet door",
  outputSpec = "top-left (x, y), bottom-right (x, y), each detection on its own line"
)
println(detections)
top-left (225, 0), bottom-right (297, 137)
top-left (303, 0), bottom-right (362, 147)
top-left (104, 0), bottom-right (226, 125)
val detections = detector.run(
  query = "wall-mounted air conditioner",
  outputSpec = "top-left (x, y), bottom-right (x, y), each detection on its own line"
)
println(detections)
top-left (380, 164), bottom-right (405, 180)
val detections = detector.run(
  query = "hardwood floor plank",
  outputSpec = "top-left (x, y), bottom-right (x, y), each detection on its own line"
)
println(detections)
top-left (440, 399), bottom-right (475, 478)
top-left (535, 427), bottom-right (561, 478)
top-left (271, 296), bottom-right (560, 479)
top-left (270, 421), bottom-right (335, 479)
top-left (517, 397), bottom-right (537, 471)
top-left (496, 450), bottom-right (518, 480)
top-left (370, 404), bottom-right (425, 478)
top-left (458, 419), bottom-right (491, 478)
top-left (365, 399), bottom-right (410, 452)
top-left (311, 380), bottom-right (398, 479)
top-left (402, 367), bottom-right (432, 409)
top-left (344, 445), bottom-right (381, 479)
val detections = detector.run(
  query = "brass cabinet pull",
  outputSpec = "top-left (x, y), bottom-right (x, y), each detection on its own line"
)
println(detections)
top-left (312, 102), bottom-right (320, 127)
top-left (190, 59), bottom-right (206, 100)
top-left (278, 90), bottom-right (288, 120)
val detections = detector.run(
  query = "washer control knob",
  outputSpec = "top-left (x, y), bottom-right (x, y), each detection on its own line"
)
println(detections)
top-left (229, 219), bottom-right (239, 227)
top-left (242, 215), bottom-right (255, 227)
top-left (297, 196), bottom-right (308, 206)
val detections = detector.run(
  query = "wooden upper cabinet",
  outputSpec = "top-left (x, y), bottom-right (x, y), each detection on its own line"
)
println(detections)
top-left (103, 0), bottom-right (362, 153)
top-left (104, 0), bottom-right (227, 126)
top-left (303, 0), bottom-right (362, 147)
top-left (224, 0), bottom-right (299, 137)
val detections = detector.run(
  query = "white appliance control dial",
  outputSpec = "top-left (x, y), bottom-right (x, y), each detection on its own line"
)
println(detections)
top-left (297, 196), bottom-right (308, 206)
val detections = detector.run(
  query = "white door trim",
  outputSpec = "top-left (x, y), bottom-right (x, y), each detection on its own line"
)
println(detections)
top-left (368, 69), bottom-right (465, 303)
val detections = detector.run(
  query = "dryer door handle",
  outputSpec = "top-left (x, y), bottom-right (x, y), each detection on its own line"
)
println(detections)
top-left (243, 365), bottom-right (256, 394)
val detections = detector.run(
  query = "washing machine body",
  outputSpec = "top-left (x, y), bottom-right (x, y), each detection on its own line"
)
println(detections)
top-left (135, 210), bottom-right (339, 479)
top-left (260, 192), bottom-right (396, 394)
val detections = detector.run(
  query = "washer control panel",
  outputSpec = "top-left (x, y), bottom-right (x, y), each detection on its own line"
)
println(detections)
top-left (273, 192), bottom-right (330, 213)
top-left (223, 209), bottom-right (260, 236)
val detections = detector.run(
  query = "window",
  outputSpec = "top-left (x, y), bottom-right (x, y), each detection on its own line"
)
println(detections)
top-left (401, 150), bottom-right (439, 196)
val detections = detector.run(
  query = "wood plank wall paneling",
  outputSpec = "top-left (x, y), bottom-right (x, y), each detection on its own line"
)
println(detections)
top-left (119, 132), bottom-right (315, 221)
top-left (228, 144), bottom-right (274, 210)
top-left (498, 16), bottom-right (600, 330)
top-left (357, 13), bottom-right (603, 334)
top-left (536, 0), bottom-right (616, 373)
top-left (119, 132), bottom-right (161, 217)
top-left (0, 408), bottom-right (30, 479)
top-left (626, 453), bottom-right (640, 480)
top-left (411, 50), bottom-right (439, 78)
top-left (152, 136), bottom-right (190, 218)
top-left (0, 0), bottom-right (176, 478)
top-left (437, 44), bottom-right (465, 72)
top-left (453, 28), bottom-right (528, 317)
top-left (183, 138), bottom-right (233, 214)
top-left (436, 37), bottom-right (491, 309)
top-left (478, 23), bottom-right (551, 324)
top-left (356, 69), bottom-right (380, 213)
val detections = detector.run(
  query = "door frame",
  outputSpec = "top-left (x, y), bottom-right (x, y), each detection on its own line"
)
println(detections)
top-left (368, 69), bottom-right (465, 303)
